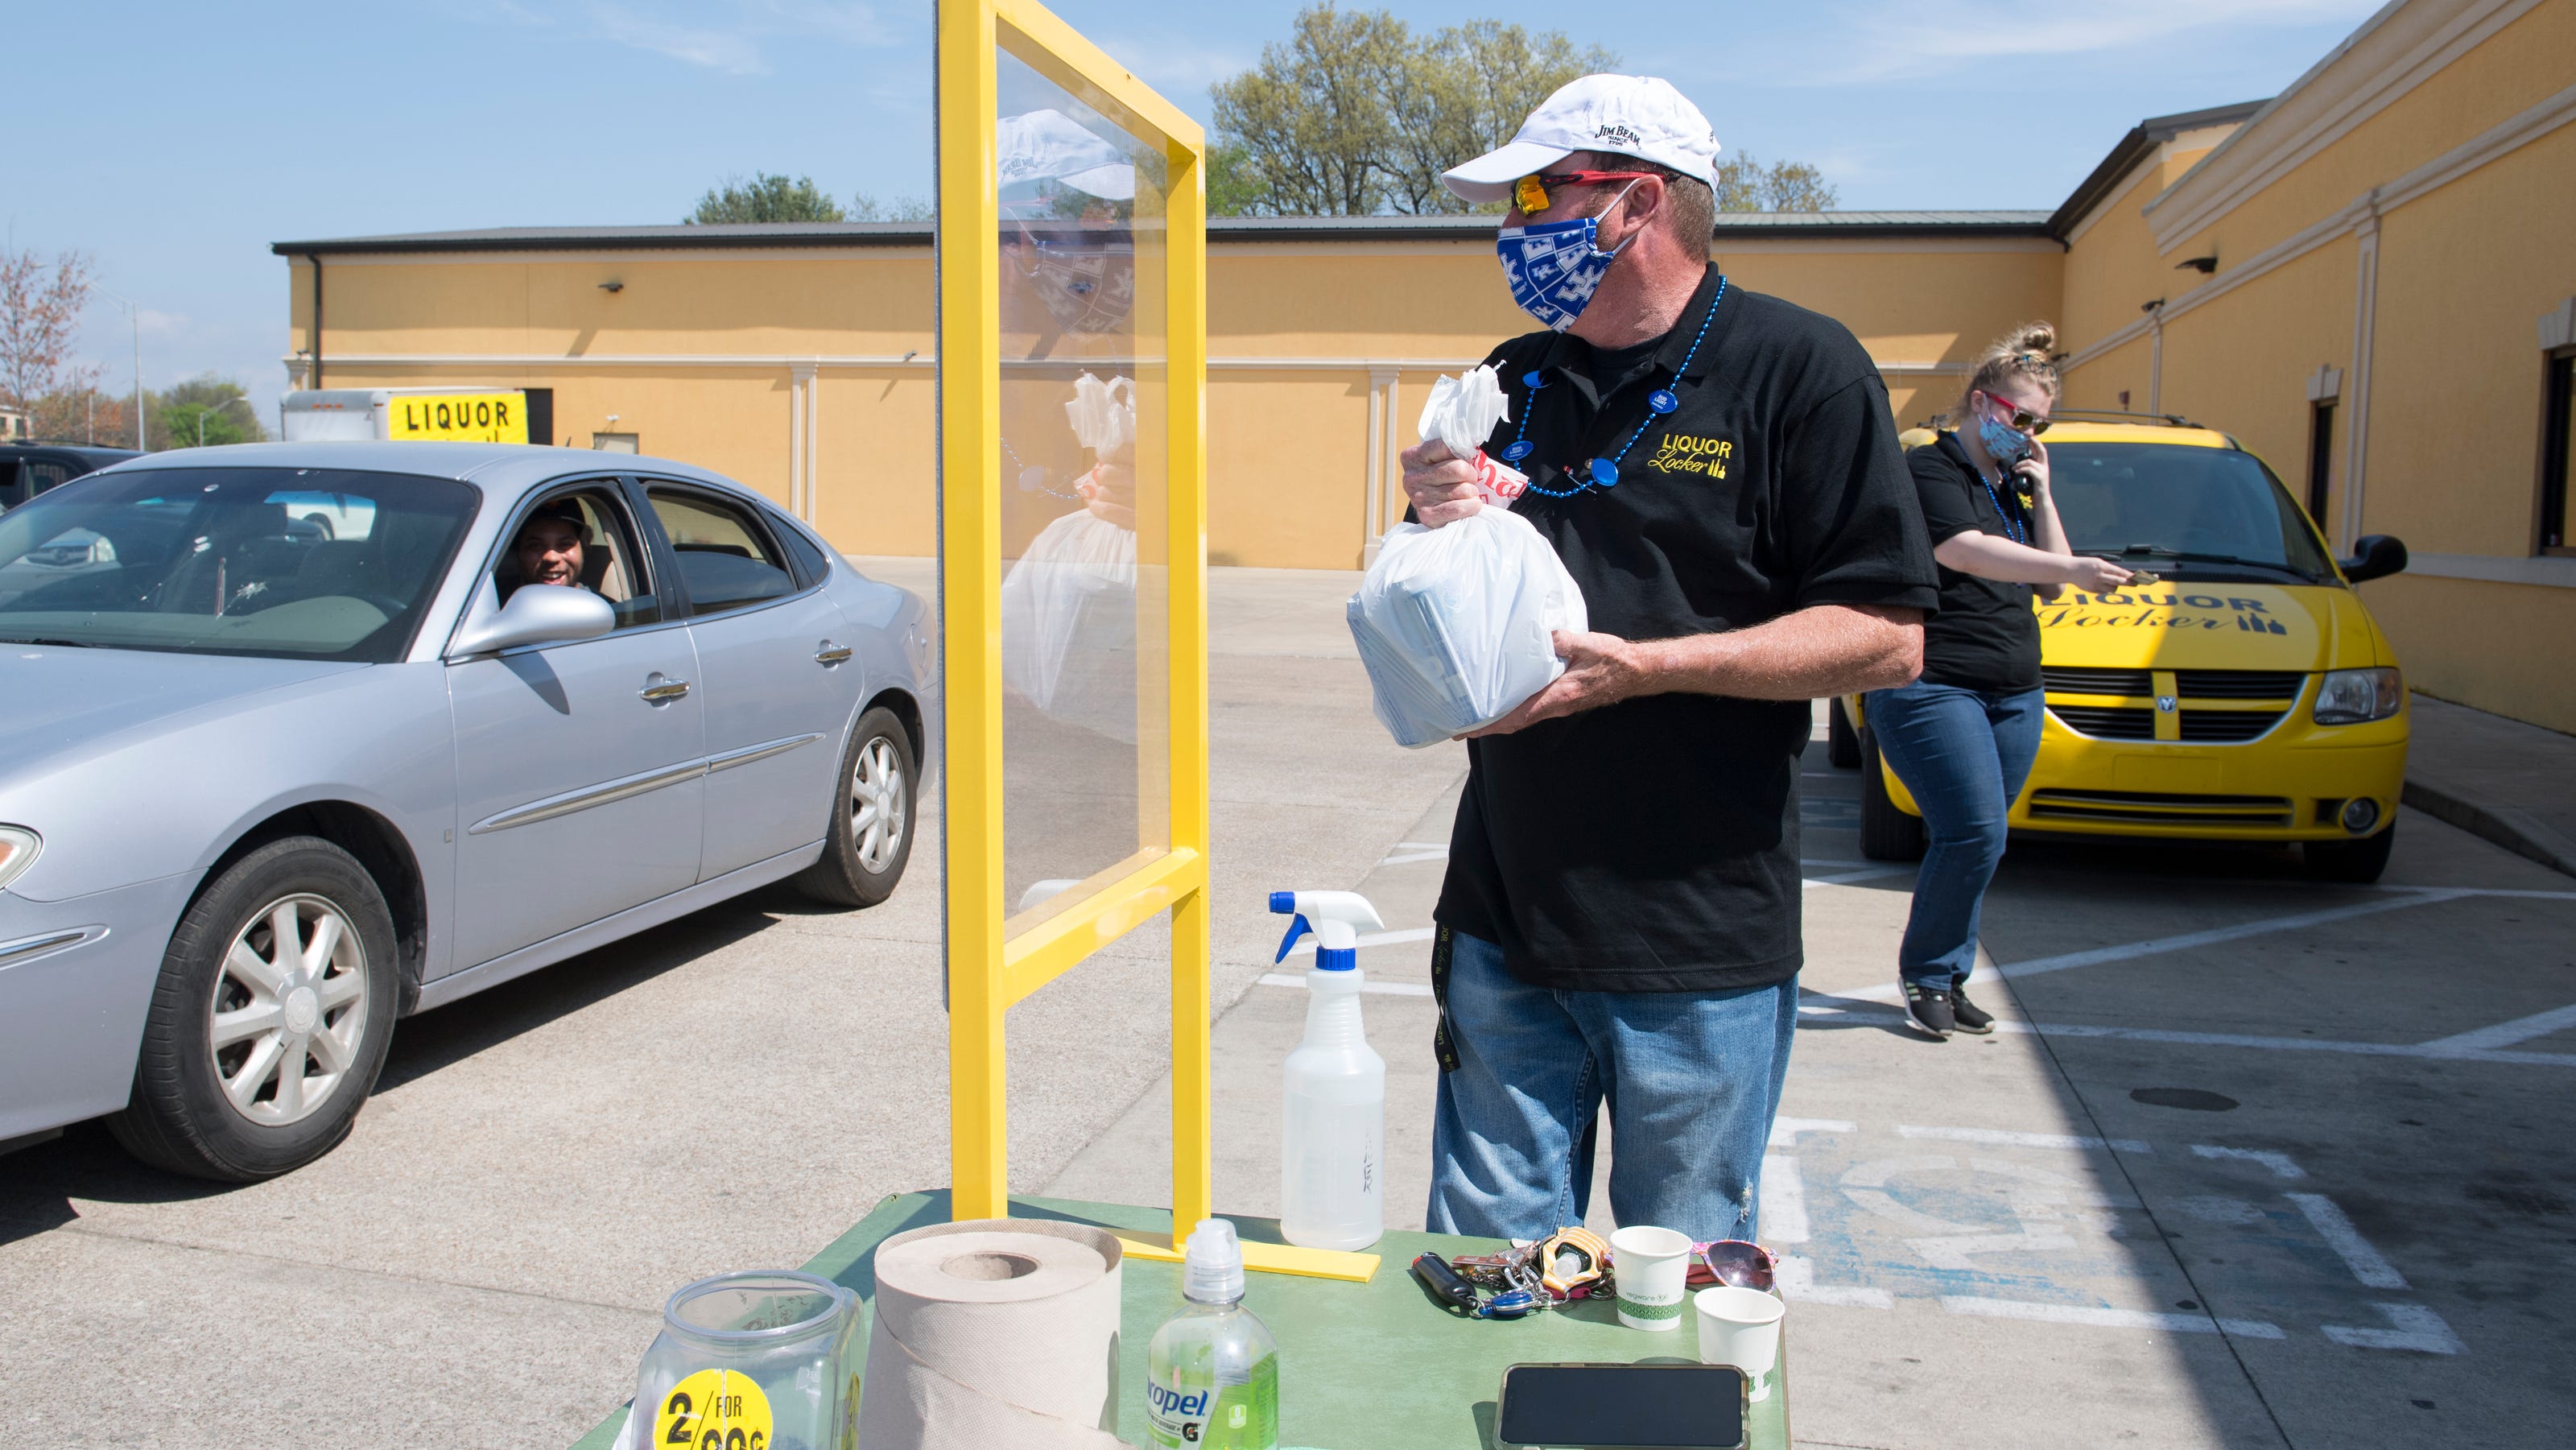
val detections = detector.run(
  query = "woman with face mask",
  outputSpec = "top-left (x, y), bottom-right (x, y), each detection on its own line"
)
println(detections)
top-left (1864, 323), bottom-right (2132, 1039)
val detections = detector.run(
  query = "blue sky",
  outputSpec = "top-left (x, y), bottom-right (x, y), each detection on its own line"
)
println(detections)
top-left (14, 0), bottom-right (2387, 424)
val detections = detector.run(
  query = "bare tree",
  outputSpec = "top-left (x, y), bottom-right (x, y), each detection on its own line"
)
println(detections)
top-left (0, 246), bottom-right (101, 420)
top-left (1383, 22), bottom-right (1616, 215)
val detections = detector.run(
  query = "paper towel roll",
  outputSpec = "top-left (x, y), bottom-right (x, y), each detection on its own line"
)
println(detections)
top-left (857, 1218), bottom-right (1127, 1449)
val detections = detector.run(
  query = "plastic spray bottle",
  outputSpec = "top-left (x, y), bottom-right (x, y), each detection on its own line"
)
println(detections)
top-left (1146, 1217), bottom-right (1280, 1450)
top-left (1269, 890), bottom-right (1387, 1251)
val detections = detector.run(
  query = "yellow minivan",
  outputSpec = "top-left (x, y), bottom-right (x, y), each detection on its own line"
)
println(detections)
top-left (1838, 417), bottom-right (2410, 881)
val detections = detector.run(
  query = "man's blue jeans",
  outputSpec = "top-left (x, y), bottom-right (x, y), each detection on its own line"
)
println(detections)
top-left (1426, 930), bottom-right (1798, 1243)
top-left (1863, 680), bottom-right (2044, 990)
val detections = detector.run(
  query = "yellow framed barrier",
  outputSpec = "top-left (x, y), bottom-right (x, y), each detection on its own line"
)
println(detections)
top-left (935, 0), bottom-right (1373, 1283)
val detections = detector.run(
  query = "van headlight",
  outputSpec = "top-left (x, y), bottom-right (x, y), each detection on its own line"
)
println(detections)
top-left (0, 826), bottom-right (40, 892)
top-left (2314, 668), bottom-right (2403, 725)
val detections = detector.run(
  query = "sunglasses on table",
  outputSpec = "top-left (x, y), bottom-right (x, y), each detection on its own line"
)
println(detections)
top-left (1980, 392), bottom-right (2053, 436)
top-left (1512, 169), bottom-right (1657, 215)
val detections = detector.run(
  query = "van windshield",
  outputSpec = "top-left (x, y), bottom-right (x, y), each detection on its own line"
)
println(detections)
top-left (0, 467), bottom-right (477, 661)
top-left (2048, 442), bottom-right (2337, 583)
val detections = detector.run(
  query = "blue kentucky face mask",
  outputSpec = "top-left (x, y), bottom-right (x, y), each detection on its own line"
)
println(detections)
top-left (1978, 410), bottom-right (2037, 467)
top-left (1496, 184), bottom-right (1642, 333)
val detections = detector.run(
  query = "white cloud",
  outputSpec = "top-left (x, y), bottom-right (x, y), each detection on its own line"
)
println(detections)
top-left (1778, 0), bottom-right (2381, 85)
top-left (1091, 35), bottom-right (1249, 97)
top-left (577, 0), bottom-right (899, 76)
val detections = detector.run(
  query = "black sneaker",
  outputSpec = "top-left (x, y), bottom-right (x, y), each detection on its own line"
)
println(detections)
top-left (1951, 986), bottom-right (1996, 1035)
top-left (1902, 982), bottom-right (1954, 1039)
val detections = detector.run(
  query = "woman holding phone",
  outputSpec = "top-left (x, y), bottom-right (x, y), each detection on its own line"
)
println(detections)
top-left (1865, 323), bottom-right (2133, 1039)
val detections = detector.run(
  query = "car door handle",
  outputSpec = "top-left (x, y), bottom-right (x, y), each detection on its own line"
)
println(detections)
top-left (640, 676), bottom-right (691, 702)
top-left (815, 642), bottom-right (854, 666)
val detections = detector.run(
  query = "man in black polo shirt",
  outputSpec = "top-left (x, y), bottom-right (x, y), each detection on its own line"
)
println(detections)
top-left (1401, 75), bottom-right (1938, 1242)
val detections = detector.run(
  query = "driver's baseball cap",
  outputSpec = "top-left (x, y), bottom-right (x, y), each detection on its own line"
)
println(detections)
top-left (1441, 74), bottom-right (1719, 205)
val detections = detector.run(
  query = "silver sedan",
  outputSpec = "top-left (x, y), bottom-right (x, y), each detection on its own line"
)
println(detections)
top-left (0, 443), bottom-right (935, 1179)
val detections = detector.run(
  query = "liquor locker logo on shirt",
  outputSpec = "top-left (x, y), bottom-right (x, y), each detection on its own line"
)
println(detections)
top-left (386, 392), bottom-right (529, 444)
top-left (1646, 433), bottom-right (1733, 477)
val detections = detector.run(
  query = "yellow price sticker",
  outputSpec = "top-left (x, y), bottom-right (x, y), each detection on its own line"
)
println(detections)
top-left (651, 1369), bottom-right (774, 1450)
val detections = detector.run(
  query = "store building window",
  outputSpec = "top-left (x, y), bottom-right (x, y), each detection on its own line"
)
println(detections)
top-left (2306, 400), bottom-right (2335, 526)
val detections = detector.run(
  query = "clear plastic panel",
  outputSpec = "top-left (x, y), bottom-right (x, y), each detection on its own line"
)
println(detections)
top-left (993, 52), bottom-right (1172, 929)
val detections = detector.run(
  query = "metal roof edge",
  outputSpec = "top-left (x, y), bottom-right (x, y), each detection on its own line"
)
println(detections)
top-left (2046, 98), bottom-right (2270, 240)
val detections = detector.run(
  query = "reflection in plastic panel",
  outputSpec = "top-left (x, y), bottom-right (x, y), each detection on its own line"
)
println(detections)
top-left (994, 60), bottom-right (1171, 919)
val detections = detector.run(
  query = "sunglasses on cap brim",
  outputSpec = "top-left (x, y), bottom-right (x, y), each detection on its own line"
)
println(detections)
top-left (1513, 169), bottom-right (1657, 216)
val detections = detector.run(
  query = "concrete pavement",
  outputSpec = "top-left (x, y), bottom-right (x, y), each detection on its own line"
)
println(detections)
top-left (2401, 692), bottom-right (2576, 878)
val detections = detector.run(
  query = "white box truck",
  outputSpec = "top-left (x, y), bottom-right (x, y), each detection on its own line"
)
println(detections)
top-left (281, 387), bottom-right (551, 444)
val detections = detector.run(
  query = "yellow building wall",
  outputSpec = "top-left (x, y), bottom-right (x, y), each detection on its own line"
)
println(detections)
top-left (2359, 120), bottom-right (2576, 556)
top-left (2151, 241), bottom-right (2358, 494)
top-left (2367, 574), bottom-right (2576, 729)
top-left (2149, 0), bottom-right (2576, 272)
top-left (2058, 137), bottom-right (2231, 357)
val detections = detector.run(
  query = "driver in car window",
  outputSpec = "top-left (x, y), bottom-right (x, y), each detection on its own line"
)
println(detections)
top-left (508, 503), bottom-right (593, 598)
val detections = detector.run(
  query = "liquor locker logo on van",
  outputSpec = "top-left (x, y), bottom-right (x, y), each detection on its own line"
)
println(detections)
top-left (2040, 589), bottom-right (2305, 640)
top-left (386, 392), bottom-right (526, 444)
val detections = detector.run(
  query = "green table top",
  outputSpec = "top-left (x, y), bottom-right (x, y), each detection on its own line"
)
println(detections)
top-left (574, 1192), bottom-right (1789, 1450)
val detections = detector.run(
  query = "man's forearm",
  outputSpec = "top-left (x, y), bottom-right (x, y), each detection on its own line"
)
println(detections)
top-left (1633, 602), bottom-right (1923, 700)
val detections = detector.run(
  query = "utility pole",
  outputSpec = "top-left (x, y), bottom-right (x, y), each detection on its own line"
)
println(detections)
top-left (195, 395), bottom-right (253, 448)
top-left (101, 290), bottom-right (145, 450)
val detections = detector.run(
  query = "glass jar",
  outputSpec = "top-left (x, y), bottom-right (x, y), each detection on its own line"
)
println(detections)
top-left (629, 1270), bottom-right (862, 1450)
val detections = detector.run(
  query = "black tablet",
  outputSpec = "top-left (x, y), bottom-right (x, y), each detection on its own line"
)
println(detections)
top-left (1496, 1362), bottom-right (1749, 1450)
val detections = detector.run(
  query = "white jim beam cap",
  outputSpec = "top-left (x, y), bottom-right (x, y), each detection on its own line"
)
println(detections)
top-left (1442, 74), bottom-right (1719, 205)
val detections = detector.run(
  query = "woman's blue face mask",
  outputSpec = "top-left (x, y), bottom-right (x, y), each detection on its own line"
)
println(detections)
top-left (1496, 183), bottom-right (1642, 333)
top-left (1979, 411), bottom-right (2036, 466)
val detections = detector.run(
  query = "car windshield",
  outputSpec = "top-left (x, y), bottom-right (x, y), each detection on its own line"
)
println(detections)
top-left (2048, 442), bottom-right (2337, 583)
top-left (0, 466), bottom-right (477, 661)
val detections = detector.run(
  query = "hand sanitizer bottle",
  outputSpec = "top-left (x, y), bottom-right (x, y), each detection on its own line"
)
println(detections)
top-left (1146, 1219), bottom-right (1279, 1450)
top-left (1269, 890), bottom-right (1387, 1251)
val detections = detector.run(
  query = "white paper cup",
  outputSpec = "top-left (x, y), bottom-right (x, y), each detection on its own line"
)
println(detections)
top-left (1696, 1285), bottom-right (1786, 1400)
top-left (1609, 1225), bottom-right (1693, 1332)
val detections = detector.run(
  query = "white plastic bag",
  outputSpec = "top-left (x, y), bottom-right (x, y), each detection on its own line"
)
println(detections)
top-left (1001, 507), bottom-right (1138, 744)
top-left (1417, 365), bottom-right (1530, 504)
top-left (1347, 508), bottom-right (1588, 748)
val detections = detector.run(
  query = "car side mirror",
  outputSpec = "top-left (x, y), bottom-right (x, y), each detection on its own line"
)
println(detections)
top-left (2339, 534), bottom-right (2408, 585)
top-left (448, 584), bottom-right (615, 657)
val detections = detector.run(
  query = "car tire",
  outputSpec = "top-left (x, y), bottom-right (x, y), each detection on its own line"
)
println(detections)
top-left (797, 705), bottom-right (917, 908)
top-left (107, 837), bottom-right (398, 1182)
top-left (1827, 696), bottom-right (1861, 769)
top-left (1859, 727), bottom-right (1927, 862)
top-left (2303, 823), bottom-right (2396, 883)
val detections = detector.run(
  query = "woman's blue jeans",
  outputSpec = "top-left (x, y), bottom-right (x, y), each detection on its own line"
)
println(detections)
top-left (1863, 681), bottom-right (2044, 990)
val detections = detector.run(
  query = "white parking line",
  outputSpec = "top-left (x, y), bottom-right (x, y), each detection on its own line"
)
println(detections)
top-left (1775, 1255), bottom-right (1895, 1309)
top-left (1799, 1001), bottom-right (2576, 1068)
top-left (1836, 890), bottom-right (2477, 1006)
top-left (1768, 1117), bottom-right (1856, 1147)
top-left (1257, 972), bottom-right (1434, 997)
top-left (1897, 1125), bottom-right (2152, 1155)
top-left (1940, 1296), bottom-right (2285, 1338)
top-left (1277, 926), bottom-right (1439, 956)
top-left (2288, 1193), bottom-right (2409, 1289)
top-left (1760, 1155), bottom-right (1810, 1243)
top-left (1804, 865), bottom-right (1914, 889)
top-left (2322, 1303), bottom-right (2462, 1354)
top-left (2416, 1001), bottom-right (2576, 1054)
top-left (2192, 1145), bottom-right (2307, 1180)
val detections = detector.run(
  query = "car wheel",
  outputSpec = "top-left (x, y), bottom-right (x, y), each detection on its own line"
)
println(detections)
top-left (108, 837), bottom-right (398, 1182)
top-left (797, 705), bottom-right (918, 908)
top-left (2303, 823), bottom-right (2396, 883)
top-left (1858, 728), bottom-right (1927, 862)
top-left (1827, 696), bottom-right (1861, 769)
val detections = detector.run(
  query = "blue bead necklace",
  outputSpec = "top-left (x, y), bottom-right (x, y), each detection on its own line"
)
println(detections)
top-left (1501, 275), bottom-right (1728, 498)
top-left (1975, 465), bottom-right (2028, 544)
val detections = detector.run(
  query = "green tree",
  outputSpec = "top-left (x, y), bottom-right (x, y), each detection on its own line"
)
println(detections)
top-left (1207, 141), bottom-right (1268, 218)
top-left (151, 374), bottom-right (265, 450)
top-left (849, 192), bottom-right (934, 222)
top-left (1383, 21), bottom-right (1616, 215)
top-left (1210, 5), bottom-right (1410, 217)
top-left (687, 172), bottom-right (847, 224)
top-left (1713, 154), bottom-right (1841, 213)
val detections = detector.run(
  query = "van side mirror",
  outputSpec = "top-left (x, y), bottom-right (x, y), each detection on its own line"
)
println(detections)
top-left (2339, 534), bottom-right (2408, 585)
top-left (448, 583), bottom-right (615, 657)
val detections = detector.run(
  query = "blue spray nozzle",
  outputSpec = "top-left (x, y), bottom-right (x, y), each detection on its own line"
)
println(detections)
top-left (1274, 914), bottom-right (1314, 964)
top-left (1269, 891), bottom-right (1296, 914)
top-left (1314, 946), bottom-right (1357, 972)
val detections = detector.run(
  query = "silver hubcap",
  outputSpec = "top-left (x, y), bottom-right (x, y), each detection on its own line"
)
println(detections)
top-left (208, 894), bottom-right (369, 1127)
top-left (849, 735), bottom-right (908, 874)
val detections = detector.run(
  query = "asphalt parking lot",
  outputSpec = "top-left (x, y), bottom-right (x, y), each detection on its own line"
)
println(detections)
top-left (6, 564), bottom-right (2574, 1448)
